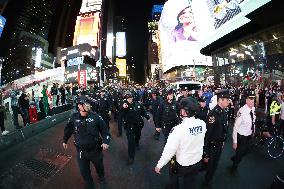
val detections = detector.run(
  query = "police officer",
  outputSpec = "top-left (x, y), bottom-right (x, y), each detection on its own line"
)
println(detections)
top-left (156, 89), bottom-right (180, 144)
top-left (177, 87), bottom-right (189, 103)
top-left (122, 92), bottom-right (150, 165)
top-left (269, 92), bottom-right (282, 134)
top-left (203, 89), bottom-right (230, 187)
top-left (197, 96), bottom-right (209, 122)
top-left (155, 98), bottom-right (206, 189)
top-left (63, 96), bottom-right (110, 189)
top-left (96, 89), bottom-right (112, 129)
top-left (231, 90), bottom-right (256, 173)
top-left (149, 90), bottom-right (163, 140)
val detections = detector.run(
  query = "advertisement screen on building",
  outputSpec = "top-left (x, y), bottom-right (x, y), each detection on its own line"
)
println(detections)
top-left (115, 32), bottom-right (126, 57)
top-left (159, 0), bottom-right (212, 72)
top-left (116, 58), bottom-right (126, 77)
top-left (67, 57), bottom-right (84, 67)
top-left (80, 0), bottom-right (102, 14)
top-left (73, 14), bottom-right (100, 47)
top-left (194, 0), bottom-right (271, 48)
top-left (0, 15), bottom-right (6, 38)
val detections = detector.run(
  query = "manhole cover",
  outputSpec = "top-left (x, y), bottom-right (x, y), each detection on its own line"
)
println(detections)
top-left (0, 148), bottom-right (72, 189)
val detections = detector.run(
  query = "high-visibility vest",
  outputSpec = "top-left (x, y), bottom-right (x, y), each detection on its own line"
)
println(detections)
top-left (270, 100), bottom-right (281, 116)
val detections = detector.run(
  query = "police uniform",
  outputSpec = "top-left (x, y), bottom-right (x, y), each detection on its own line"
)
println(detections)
top-left (196, 97), bottom-right (209, 122)
top-left (203, 90), bottom-right (230, 185)
top-left (96, 90), bottom-right (112, 129)
top-left (149, 91), bottom-right (163, 140)
top-left (156, 91), bottom-right (179, 144)
top-left (231, 91), bottom-right (256, 171)
top-left (156, 98), bottom-right (206, 189)
top-left (63, 96), bottom-right (111, 189)
top-left (122, 95), bottom-right (150, 164)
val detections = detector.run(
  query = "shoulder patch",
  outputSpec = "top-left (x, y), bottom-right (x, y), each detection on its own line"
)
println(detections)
top-left (237, 111), bottom-right (241, 118)
top-left (208, 116), bottom-right (215, 124)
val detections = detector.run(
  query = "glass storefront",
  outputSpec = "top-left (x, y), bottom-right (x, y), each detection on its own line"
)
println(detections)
top-left (212, 23), bottom-right (284, 87)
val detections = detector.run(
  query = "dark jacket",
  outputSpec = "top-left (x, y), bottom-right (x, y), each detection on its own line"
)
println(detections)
top-left (63, 112), bottom-right (111, 151)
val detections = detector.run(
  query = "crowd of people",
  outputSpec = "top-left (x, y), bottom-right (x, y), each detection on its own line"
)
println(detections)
top-left (0, 80), bottom-right (283, 188)
top-left (61, 81), bottom-right (284, 189)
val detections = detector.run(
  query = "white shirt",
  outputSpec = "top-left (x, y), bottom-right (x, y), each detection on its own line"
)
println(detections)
top-left (232, 104), bottom-right (256, 143)
top-left (209, 95), bottom-right (217, 110)
top-left (156, 117), bottom-right (206, 169)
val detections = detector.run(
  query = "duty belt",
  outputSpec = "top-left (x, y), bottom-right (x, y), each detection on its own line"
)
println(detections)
top-left (162, 120), bottom-right (177, 128)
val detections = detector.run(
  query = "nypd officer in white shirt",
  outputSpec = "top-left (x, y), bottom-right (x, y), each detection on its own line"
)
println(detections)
top-left (231, 90), bottom-right (256, 173)
top-left (155, 97), bottom-right (207, 189)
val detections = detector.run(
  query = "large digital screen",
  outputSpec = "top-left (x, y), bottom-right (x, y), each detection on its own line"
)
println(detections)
top-left (159, 0), bottom-right (271, 72)
top-left (0, 15), bottom-right (6, 38)
top-left (67, 56), bottom-right (84, 67)
top-left (73, 14), bottom-right (100, 47)
top-left (194, 0), bottom-right (271, 49)
top-left (159, 0), bottom-right (212, 72)
top-left (80, 0), bottom-right (102, 14)
top-left (116, 58), bottom-right (126, 77)
top-left (115, 32), bottom-right (126, 58)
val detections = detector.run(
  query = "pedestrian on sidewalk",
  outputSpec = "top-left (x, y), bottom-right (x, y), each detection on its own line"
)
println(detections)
top-left (0, 88), bottom-right (9, 135)
top-left (9, 82), bottom-right (20, 129)
top-left (63, 95), bottom-right (110, 189)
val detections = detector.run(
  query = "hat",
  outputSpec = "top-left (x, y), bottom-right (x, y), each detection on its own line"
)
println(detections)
top-left (180, 97), bottom-right (200, 113)
top-left (77, 95), bottom-right (91, 105)
top-left (216, 89), bottom-right (231, 99)
top-left (181, 86), bottom-right (188, 91)
top-left (245, 90), bottom-right (256, 98)
top-left (124, 91), bottom-right (133, 98)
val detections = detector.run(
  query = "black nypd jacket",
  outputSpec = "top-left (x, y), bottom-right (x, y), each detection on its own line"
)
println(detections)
top-left (63, 112), bottom-right (110, 150)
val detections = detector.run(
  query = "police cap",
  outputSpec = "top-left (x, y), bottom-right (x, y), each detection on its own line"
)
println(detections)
top-left (180, 86), bottom-right (188, 91)
top-left (180, 97), bottom-right (200, 113)
top-left (245, 90), bottom-right (256, 99)
top-left (124, 91), bottom-right (133, 98)
top-left (77, 95), bottom-right (91, 105)
top-left (216, 89), bottom-right (231, 99)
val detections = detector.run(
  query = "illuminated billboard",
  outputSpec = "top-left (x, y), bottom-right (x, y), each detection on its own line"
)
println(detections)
top-left (80, 0), bottom-right (102, 14)
top-left (0, 15), bottom-right (6, 38)
top-left (159, 0), bottom-right (271, 72)
top-left (159, 0), bottom-right (212, 72)
top-left (116, 58), bottom-right (126, 77)
top-left (73, 14), bottom-right (100, 47)
top-left (115, 32), bottom-right (126, 57)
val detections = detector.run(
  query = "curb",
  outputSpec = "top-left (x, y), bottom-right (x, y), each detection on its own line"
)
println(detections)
top-left (0, 109), bottom-right (73, 152)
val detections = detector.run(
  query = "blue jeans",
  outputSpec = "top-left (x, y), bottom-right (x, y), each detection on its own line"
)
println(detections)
top-left (20, 108), bottom-right (29, 126)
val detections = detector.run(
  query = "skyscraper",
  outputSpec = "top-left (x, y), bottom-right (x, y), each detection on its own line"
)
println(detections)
top-left (0, 0), bottom-right (56, 83)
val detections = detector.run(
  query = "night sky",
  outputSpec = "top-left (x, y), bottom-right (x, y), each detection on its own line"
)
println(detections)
top-left (115, 0), bottom-right (165, 83)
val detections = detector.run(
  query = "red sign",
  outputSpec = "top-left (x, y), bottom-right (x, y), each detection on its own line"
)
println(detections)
top-left (78, 70), bottom-right (87, 87)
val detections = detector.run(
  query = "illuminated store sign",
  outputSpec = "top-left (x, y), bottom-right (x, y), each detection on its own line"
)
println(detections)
top-left (115, 32), bottom-right (126, 57)
top-left (80, 0), bottom-right (103, 13)
top-left (0, 15), bottom-right (6, 38)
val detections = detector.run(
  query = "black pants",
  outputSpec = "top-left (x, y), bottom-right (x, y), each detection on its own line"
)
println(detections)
top-left (168, 162), bottom-right (200, 189)
top-left (205, 142), bottom-right (223, 184)
top-left (162, 126), bottom-right (174, 144)
top-left (117, 112), bottom-right (123, 135)
top-left (0, 111), bottom-right (5, 132)
top-left (101, 114), bottom-right (110, 130)
top-left (77, 149), bottom-right (105, 188)
top-left (126, 125), bottom-right (142, 160)
top-left (232, 134), bottom-right (252, 169)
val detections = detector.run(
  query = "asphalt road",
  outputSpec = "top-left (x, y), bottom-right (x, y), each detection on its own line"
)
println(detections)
top-left (0, 115), bottom-right (283, 189)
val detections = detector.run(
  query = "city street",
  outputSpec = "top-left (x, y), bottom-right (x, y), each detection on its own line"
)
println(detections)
top-left (0, 114), bottom-right (283, 189)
